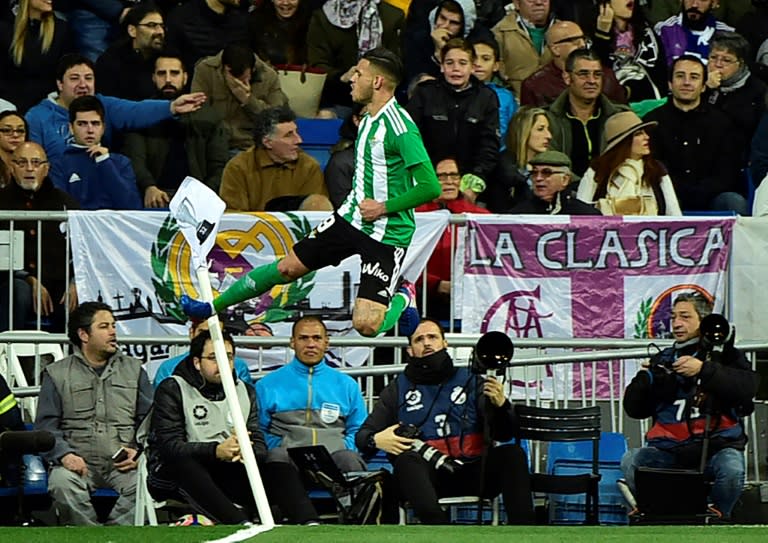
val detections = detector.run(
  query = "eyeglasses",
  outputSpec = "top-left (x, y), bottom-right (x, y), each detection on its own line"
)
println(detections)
top-left (0, 127), bottom-right (26, 136)
top-left (570, 69), bottom-right (603, 80)
top-left (530, 167), bottom-right (567, 178)
top-left (137, 22), bottom-right (166, 31)
top-left (708, 54), bottom-right (738, 65)
top-left (553, 35), bottom-right (590, 47)
top-left (201, 353), bottom-right (235, 362)
top-left (437, 172), bottom-right (461, 180)
top-left (12, 158), bottom-right (48, 168)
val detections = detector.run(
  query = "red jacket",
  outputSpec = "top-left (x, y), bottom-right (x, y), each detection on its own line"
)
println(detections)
top-left (520, 61), bottom-right (627, 107)
top-left (415, 199), bottom-right (490, 296)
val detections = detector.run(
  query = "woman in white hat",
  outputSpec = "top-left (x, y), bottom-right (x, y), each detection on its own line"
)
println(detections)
top-left (576, 110), bottom-right (681, 216)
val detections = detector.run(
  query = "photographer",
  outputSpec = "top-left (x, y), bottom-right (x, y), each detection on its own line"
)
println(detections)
top-left (621, 293), bottom-right (758, 520)
top-left (356, 319), bottom-right (534, 524)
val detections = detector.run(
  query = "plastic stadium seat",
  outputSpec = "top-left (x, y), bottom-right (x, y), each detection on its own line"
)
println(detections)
top-left (516, 405), bottom-right (602, 525)
top-left (296, 118), bottom-right (343, 171)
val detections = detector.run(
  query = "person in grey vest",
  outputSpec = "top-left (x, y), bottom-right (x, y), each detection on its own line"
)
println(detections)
top-left (147, 330), bottom-right (319, 525)
top-left (34, 301), bottom-right (153, 525)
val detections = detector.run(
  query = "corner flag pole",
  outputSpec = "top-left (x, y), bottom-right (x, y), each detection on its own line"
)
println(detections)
top-left (170, 178), bottom-right (275, 529)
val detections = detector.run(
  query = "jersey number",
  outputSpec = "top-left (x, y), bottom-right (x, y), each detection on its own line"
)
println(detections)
top-left (673, 399), bottom-right (700, 420)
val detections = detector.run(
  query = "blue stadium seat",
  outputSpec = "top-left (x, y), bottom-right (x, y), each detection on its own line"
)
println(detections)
top-left (546, 431), bottom-right (629, 525)
top-left (546, 431), bottom-right (628, 472)
top-left (296, 118), bottom-right (343, 171)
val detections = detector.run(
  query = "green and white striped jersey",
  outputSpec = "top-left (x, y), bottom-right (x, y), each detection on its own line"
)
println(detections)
top-left (338, 97), bottom-right (432, 247)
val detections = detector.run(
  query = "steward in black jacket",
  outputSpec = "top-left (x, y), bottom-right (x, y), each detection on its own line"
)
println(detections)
top-left (147, 330), bottom-right (318, 525)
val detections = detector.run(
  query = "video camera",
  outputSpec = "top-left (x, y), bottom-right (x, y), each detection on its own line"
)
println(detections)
top-left (394, 423), bottom-right (463, 474)
top-left (470, 331), bottom-right (514, 375)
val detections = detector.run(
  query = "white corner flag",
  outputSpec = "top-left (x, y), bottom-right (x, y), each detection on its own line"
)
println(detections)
top-left (169, 177), bottom-right (275, 530)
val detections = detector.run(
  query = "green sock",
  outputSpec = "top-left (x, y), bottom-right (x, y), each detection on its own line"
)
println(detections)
top-left (213, 260), bottom-right (290, 312)
top-left (375, 292), bottom-right (407, 335)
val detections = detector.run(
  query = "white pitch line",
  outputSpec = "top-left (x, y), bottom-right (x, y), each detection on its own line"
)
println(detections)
top-left (204, 524), bottom-right (276, 543)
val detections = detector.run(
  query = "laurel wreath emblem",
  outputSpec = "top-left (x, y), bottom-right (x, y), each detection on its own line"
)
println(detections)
top-left (150, 213), bottom-right (319, 324)
top-left (261, 213), bottom-right (317, 322)
top-left (150, 215), bottom-right (185, 321)
top-left (633, 297), bottom-right (652, 338)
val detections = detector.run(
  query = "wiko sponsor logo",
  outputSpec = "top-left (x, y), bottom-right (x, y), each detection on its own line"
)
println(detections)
top-left (361, 261), bottom-right (390, 282)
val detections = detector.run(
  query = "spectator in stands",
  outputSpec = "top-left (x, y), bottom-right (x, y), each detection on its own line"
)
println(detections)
top-left (407, 38), bottom-right (500, 205)
top-left (123, 54), bottom-right (229, 208)
top-left (492, 0), bottom-right (555, 95)
top-left (415, 158), bottom-right (489, 322)
top-left (256, 316), bottom-right (368, 476)
top-left (0, 0), bottom-right (73, 114)
top-left (577, 111), bottom-right (682, 215)
top-left (191, 43), bottom-right (287, 153)
top-left (25, 54), bottom-right (206, 165)
top-left (621, 292), bottom-right (758, 521)
top-left (704, 31), bottom-right (767, 164)
top-left (307, 0), bottom-right (405, 111)
top-left (0, 142), bottom-right (79, 332)
top-left (644, 54), bottom-right (745, 213)
top-left (219, 105), bottom-right (330, 212)
top-left (654, 0), bottom-right (734, 66)
top-left (487, 105), bottom-right (550, 212)
top-left (248, 0), bottom-right (311, 66)
top-left (165, 0), bottom-right (249, 72)
top-left (735, 0), bottom-right (768, 83)
top-left (510, 149), bottom-right (601, 214)
top-left (546, 48), bottom-right (629, 177)
top-left (148, 329), bottom-right (319, 525)
top-left (324, 104), bottom-right (364, 208)
top-left (356, 318), bottom-right (534, 525)
top-left (593, 0), bottom-right (668, 102)
top-left (95, 3), bottom-right (166, 101)
top-left (152, 317), bottom-right (253, 389)
top-left (35, 301), bottom-right (153, 525)
top-left (521, 20), bottom-right (626, 107)
top-left (751, 111), bottom-right (768, 186)
top-left (0, 111), bottom-right (27, 188)
top-left (403, 0), bottom-right (475, 83)
top-left (470, 33), bottom-right (517, 152)
top-left (57, 2), bottom-right (133, 61)
top-left (48, 96), bottom-right (141, 210)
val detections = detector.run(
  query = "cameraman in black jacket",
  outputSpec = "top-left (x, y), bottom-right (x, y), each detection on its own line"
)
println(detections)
top-left (356, 319), bottom-right (533, 524)
top-left (620, 293), bottom-right (758, 520)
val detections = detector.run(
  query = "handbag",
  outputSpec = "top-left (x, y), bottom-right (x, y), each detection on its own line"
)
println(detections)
top-left (275, 64), bottom-right (327, 118)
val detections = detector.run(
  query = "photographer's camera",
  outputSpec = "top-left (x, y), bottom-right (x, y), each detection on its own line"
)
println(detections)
top-left (394, 424), bottom-right (463, 474)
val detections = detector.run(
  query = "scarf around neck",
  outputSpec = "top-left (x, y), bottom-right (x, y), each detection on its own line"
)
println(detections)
top-left (323, 0), bottom-right (383, 56)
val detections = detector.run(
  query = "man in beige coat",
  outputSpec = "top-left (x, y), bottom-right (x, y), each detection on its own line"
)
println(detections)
top-left (492, 0), bottom-right (555, 95)
top-left (192, 43), bottom-right (287, 152)
top-left (219, 105), bottom-right (330, 212)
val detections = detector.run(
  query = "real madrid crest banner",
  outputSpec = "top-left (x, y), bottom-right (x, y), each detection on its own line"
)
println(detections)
top-left (67, 209), bottom-right (450, 367)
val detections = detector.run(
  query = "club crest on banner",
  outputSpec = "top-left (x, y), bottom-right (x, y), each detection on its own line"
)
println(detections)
top-left (151, 213), bottom-right (319, 328)
top-left (636, 283), bottom-right (714, 339)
